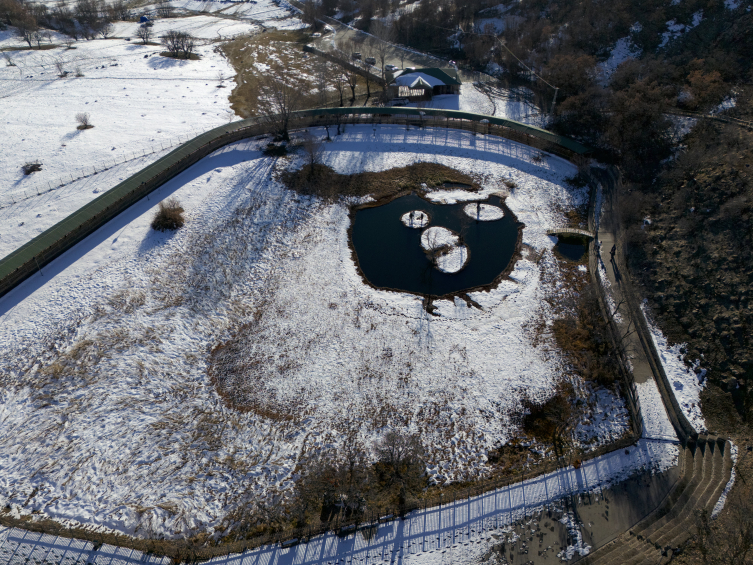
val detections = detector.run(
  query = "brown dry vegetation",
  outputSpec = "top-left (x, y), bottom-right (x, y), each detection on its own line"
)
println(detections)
top-left (675, 435), bottom-right (753, 565)
top-left (626, 89), bottom-right (753, 434)
top-left (221, 30), bottom-right (312, 118)
top-left (221, 30), bottom-right (373, 119)
top-left (553, 283), bottom-right (622, 389)
top-left (150, 197), bottom-right (185, 231)
top-left (280, 161), bottom-right (483, 202)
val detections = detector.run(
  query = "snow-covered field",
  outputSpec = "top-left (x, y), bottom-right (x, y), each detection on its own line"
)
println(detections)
top-left (170, 0), bottom-right (305, 28)
top-left (0, 19), bottom-right (242, 209)
top-left (405, 87), bottom-right (545, 126)
top-left (0, 125), bottom-right (633, 540)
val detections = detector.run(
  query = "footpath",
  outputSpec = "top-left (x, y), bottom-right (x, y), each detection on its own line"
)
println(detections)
top-left (576, 170), bottom-right (734, 565)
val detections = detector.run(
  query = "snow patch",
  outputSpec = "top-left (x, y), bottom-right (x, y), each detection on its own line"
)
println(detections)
top-left (463, 203), bottom-right (504, 221)
top-left (641, 302), bottom-right (707, 433)
top-left (599, 37), bottom-right (641, 83)
top-left (401, 210), bottom-right (430, 228)
top-left (711, 442), bottom-right (737, 518)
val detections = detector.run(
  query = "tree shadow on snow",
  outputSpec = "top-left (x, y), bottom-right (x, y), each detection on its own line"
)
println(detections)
top-left (148, 56), bottom-right (191, 70)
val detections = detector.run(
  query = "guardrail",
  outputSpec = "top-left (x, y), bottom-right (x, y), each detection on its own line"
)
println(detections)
top-left (0, 106), bottom-right (589, 299)
top-left (591, 166), bottom-right (698, 443)
top-left (586, 172), bottom-right (644, 438)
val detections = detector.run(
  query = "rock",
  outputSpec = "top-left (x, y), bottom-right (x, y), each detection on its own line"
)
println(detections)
top-left (724, 377), bottom-right (738, 391)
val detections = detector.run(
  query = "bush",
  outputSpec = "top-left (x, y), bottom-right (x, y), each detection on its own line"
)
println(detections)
top-left (75, 112), bottom-right (92, 129)
top-left (151, 197), bottom-right (185, 231)
top-left (22, 161), bottom-right (42, 175)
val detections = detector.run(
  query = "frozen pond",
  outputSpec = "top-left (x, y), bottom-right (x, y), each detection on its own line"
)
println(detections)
top-left (351, 193), bottom-right (520, 296)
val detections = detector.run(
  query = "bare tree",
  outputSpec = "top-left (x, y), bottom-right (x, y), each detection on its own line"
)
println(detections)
top-left (345, 67), bottom-right (359, 101)
top-left (63, 36), bottom-right (76, 49)
top-left (301, 130), bottom-right (325, 177)
top-left (75, 111), bottom-right (92, 128)
top-left (693, 494), bottom-right (753, 565)
top-left (301, 0), bottom-right (323, 29)
top-left (136, 24), bottom-right (152, 45)
top-left (156, 0), bottom-right (173, 18)
top-left (370, 20), bottom-right (394, 82)
top-left (314, 59), bottom-right (329, 106)
top-left (257, 65), bottom-right (303, 141)
top-left (13, 15), bottom-right (38, 48)
top-left (54, 57), bottom-right (67, 76)
top-left (161, 30), bottom-right (196, 59)
top-left (99, 22), bottom-right (113, 39)
top-left (3, 53), bottom-right (15, 66)
top-left (375, 430), bottom-right (425, 508)
top-left (333, 72), bottom-right (347, 107)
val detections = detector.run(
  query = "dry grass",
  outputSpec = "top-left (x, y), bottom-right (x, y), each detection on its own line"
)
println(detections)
top-left (221, 30), bottom-right (375, 118)
top-left (552, 284), bottom-right (621, 388)
top-left (151, 197), bottom-right (185, 231)
top-left (280, 161), bottom-right (482, 202)
top-left (222, 30), bottom-right (319, 118)
top-left (159, 51), bottom-right (201, 60)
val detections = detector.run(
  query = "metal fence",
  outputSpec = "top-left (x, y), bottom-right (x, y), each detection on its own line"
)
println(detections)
top-left (0, 106), bottom-right (589, 299)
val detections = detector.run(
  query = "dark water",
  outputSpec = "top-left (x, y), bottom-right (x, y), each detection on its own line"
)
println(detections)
top-left (555, 242), bottom-right (586, 262)
top-left (351, 194), bottom-right (520, 296)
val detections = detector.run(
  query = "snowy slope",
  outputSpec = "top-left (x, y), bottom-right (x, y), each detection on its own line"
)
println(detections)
top-left (0, 433), bottom-right (679, 565)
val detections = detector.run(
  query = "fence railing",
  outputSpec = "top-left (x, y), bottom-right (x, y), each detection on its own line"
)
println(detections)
top-left (0, 106), bottom-right (590, 298)
top-left (590, 167), bottom-right (697, 444)
top-left (2, 133), bottom-right (200, 209)
top-left (0, 107), bottom-right (656, 562)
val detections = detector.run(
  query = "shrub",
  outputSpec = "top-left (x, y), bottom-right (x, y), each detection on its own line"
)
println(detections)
top-left (75, 112), bottom-right (92, 129)
top-left (22, 161), bottom-right (42, 175)
top-left (151, 197), bottom-right (185, 231)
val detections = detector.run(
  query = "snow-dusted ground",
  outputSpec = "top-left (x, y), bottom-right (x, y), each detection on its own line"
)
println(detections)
top-left (0, 21), bottom-right (241, 210)
top-left (435, 244), bottom-right (468, 274)
top-left (111, 15), bottom-right (258, 39)
top-left (406, 86), bottom-right (545, 126)
top-left (0, 125), bottom-right (633, 540)
top-left (711, 441), bottom-right (737, 518)
top-left (463, 203), bottom-right (504, 221)
top-left (170, 0), bottom-right (306, 28)
top-left (420, 226), bottom-right (458, 250)
top-left (0, 433), bottom-right (678, 565)
top-left (658, 12), bottom-right (703, 49)
top-left (642, 303), bottom-right (707, 433)
top-left (0, 147), bottom-right (175, 257)
top-left (599, 37), bottom-right (641, 84)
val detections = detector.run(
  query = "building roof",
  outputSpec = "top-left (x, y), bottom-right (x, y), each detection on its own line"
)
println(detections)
top-left (387, 68), bottom-right (462, 87)
top-left (394, 73), bottom-right (437, 89)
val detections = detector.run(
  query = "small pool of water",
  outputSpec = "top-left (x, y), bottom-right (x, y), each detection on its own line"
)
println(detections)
top-left (555, 242), bottom-right (587, 262)
top-left (351, 193), bottom-right (520, 296)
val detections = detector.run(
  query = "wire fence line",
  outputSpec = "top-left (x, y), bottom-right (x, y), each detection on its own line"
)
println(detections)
top-left (1, 130), bottom-right (215, 209)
